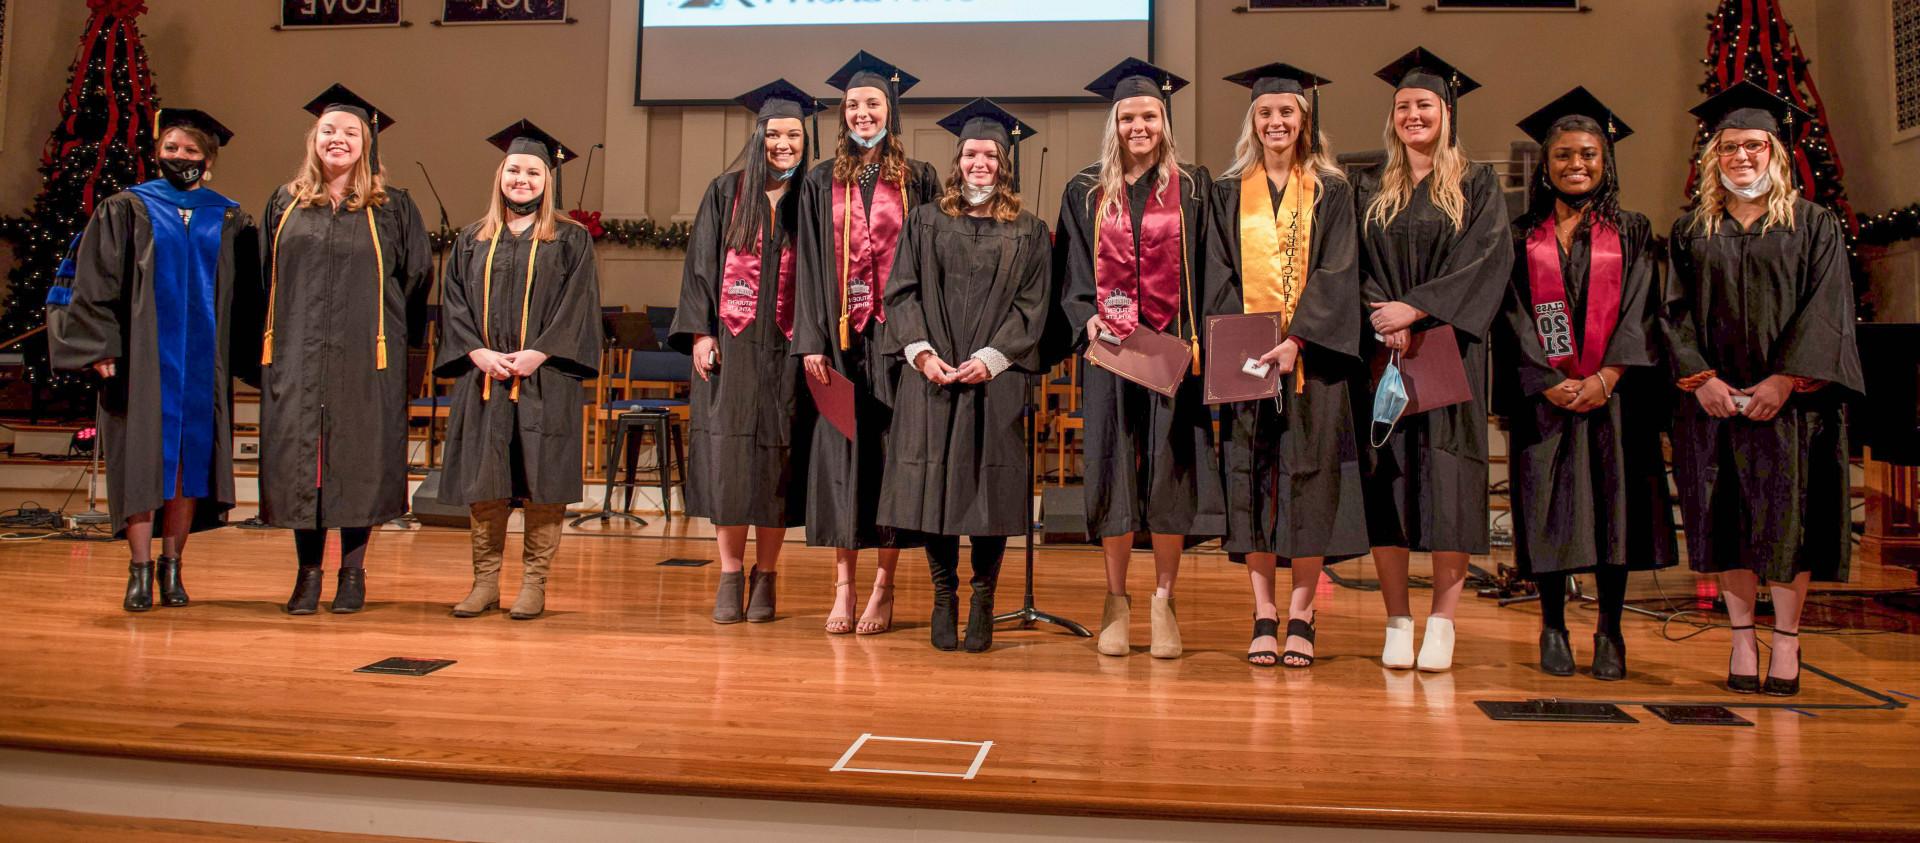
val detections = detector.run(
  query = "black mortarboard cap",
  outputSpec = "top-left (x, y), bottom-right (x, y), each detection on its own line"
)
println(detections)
top-left (1374, 48), bottom-right (1478, 145)
top-left (1086, 57), bottom-right (1190, 104)
top-left (1688, 80), bottom-right (1811, 139)
top-left (736, 78), bottom-right (820, 122)
top-left (155, 108), bottom-right (234, 147)
top-left (486, 119), bottom-right (576, 168)
top-left (302, 83), bottom-right (393, 173)
top-left (1517, 86), bottom-right (1634, 144)
top-left (1223, 62), bottom-right (1332, 153)
top-left (825, 51), bottom-right (918, 139)
top-left (938, 98), bottom-right (1037, 191)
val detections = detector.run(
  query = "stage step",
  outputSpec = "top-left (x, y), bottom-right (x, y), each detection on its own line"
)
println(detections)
top-left (0, 806), bottom-right (451, 842)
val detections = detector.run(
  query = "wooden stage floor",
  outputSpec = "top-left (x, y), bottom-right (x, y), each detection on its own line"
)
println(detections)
top-left (0, 522), bottom-right (1916, 840)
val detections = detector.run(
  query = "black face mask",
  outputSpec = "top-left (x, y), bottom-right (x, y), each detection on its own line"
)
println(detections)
top-left (1551, 186), bottom-right (1597, 209)
top-left (158, 156), bottom-right (205, 190)
top-left (503, 193), bottom-right (542, 216)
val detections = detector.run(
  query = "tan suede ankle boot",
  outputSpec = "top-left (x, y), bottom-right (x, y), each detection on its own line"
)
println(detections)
top-left (1097, 593), bottom-right (1132, 656)
top-left (1149, 594), bottom-right (1182, 659)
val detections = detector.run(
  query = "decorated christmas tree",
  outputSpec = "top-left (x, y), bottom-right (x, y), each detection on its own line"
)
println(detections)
top-left (1688, 0), bottom-right (1867, 316)
top-left (0, 0), bottom-right (158, 412)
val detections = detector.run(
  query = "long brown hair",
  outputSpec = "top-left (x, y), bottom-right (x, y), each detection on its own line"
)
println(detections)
top-left (936, 142), bottom-right (1022, 223)
top-left (284, 114), bottom-right (387, 212)
top-left (829, 107), bottom-right (911, 188)
top-left (474, 157), bottom-right (582, 243)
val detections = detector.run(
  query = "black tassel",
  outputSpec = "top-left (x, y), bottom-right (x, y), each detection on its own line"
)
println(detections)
top-left (1309, 86), bottom-right (1321, 155)
top-left (809, 102), bottom-right (820, 161)
top-left (1446, 74), bottom-right (1459, 146)
top-left (1011, 127), bottom-right (1023, 194)
top-left (554, 146), bottom-right (567, 212)
top-left (889, 71), bottom-right (902, 135)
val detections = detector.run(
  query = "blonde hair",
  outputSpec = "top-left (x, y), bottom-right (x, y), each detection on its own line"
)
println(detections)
top-left (1220, 93), bottom-right (1344, 188)
top-left (1093, 98), bottom-right (1184, 225)
top-left (284, 115), bottom-right (387, 212)
top-left (1364, 102), bottom-right (1468, 232)
top-left (1687, 131), bottom-right (1798, 236)
top-left (474, 157), bottom-right (582, 243)
top-left (937, 143), bottom-right (1023, 223)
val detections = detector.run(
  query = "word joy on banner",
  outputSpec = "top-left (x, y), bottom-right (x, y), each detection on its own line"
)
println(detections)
top-left (279, 0), bottom-right (405, 29)
top-left (439, 0), bottom-right (569, 25)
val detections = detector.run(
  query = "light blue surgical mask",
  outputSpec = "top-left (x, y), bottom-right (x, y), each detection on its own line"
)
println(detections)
top-left (851, 128), bottom-right (889, 149)
top-left (1371, 351), bottom-right (1409, 448)
top-left (777, 165), bottom-right (798, 182)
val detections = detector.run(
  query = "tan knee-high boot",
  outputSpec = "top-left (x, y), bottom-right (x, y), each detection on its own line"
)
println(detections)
top-left (453, 500), bottom-right (510, 617)
top-left (512, 503), bottom-right (566, 619)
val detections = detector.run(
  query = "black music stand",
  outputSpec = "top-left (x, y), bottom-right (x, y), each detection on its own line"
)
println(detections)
top-left (994, 387), bottom-right (1090, 636)
top-left (571, 312), bottom-right (661, 529)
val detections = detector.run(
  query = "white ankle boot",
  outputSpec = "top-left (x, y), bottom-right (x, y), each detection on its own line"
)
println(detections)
top-left (1382, 615), bottom-right (1415, 669)
top-left (1417, 616), bottom-right (1456, 672)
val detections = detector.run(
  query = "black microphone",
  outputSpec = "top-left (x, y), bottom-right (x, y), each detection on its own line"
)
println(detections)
top-left (576, 143), bottom-right (605, 211)
top-left (416, 161), bottom-right (453, 244)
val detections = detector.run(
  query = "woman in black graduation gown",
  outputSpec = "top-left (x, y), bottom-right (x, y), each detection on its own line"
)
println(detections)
top-left (1058, 58), bottom-right (1221, 660)
top-left (258, 85), bottom-right (431, 615)
top-left (671, 80), bottom-right (817, 625)
top-left (791, 52), bottom-right (940, 636)
top-left (1662, 83), bottom-right (1863, 697)
top-left (1494, 89), bottom-right (1676, 680)
top-left (880, 99), bottom-right (1050, 653)
top-left (1203, 64), bottom-right (1366, 669)
top-left (437, 123), bottom-right (600, 621)
top-left (48, 108), bottom-right (258, 612)
top-left (1354, 49), bottom-right (1512, 672)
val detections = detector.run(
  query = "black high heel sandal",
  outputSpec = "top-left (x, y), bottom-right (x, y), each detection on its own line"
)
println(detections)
top-left (1246, 617), bottom-right (1280, 667)
top-left (1763, 628), bottom-right (1802, 697)
top-left (1282, 616), bottom-right (1317, 669)
top-left (1726, 624), bottom-right (1760, 694)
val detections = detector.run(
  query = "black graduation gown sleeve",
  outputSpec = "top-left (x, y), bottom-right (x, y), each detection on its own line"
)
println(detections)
top-left (1383, 165), bottom-right (1513, 342)
top-left (673, 172), bottom-right (811, 527)
top-left (48, 191), bottom-right (248, 536)
top-left (1662, 200), bottom-right (1861, 582)
top-left (1496, 212), bottom-right (1677, 576)
top-left (1203, 171), bottom-right (1368, 561)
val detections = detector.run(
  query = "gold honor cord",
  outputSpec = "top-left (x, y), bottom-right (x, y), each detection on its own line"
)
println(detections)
top-left (838, 180), bottom-right (854, 351)
top-left (479, 233), bottom-right (540, 402)
top-left (260, 205), bottom-right (387, 370)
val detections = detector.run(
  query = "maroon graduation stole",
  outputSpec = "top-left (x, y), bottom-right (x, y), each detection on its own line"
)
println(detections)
top-left (1525, 218), bottom-right (1623, 379)
top-left (831, 175), bottom-right (906, 346)
top-left (718, 174), bottom-right (796, 339)
top-left (1094, 168), bottom-right (1183, 339)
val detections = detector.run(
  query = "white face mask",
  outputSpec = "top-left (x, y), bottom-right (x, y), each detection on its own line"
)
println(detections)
top-left (963, 183), bottom-right (995, 207)
top-left (1721, 170), bottom-right (1772, 201)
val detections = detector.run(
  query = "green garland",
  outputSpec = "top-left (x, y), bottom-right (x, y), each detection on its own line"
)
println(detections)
top-left (1853, 204), bottom-right (1920, 250)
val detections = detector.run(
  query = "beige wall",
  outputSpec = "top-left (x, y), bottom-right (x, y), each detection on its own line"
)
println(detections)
top-left (2, 0), bottom-right (1914, 311)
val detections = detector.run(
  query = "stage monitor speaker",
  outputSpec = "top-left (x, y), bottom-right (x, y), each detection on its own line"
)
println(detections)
top-left (410, 470), bottom-right (468, 528)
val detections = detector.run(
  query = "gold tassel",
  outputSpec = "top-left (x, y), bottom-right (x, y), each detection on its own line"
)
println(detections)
top-left (261, 332), bottom-right (274, 366)
top-left (509, 378), bottom-right (521, 402)
top-left (376, 335), bottom-right (388, 370)
top-left (261, 205), bottom-right (296, 367)
top-left (366, 208), bottom-right (387, 371)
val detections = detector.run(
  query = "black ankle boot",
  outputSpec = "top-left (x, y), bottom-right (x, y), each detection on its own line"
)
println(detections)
top-left (928, 553), bottom-right (960, 652)
top-left (156, 556), bottom-right (188, 607)
top-left (963, 559), bottom-right (1003, 654)
top-left (124, 561), bottom-right (155, 612)
top-left (1591, 632), bottom-right (1626, 681)
top-left (285, 567), bottom-right (324, 615)
top-left (332, 568), bottom-right (366, 614)
top-left (1539, 627), bottom-right (1574, 676)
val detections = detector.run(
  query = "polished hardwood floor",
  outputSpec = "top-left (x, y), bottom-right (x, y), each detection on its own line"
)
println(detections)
top-left (0, 520), bottom-right (1916, 839)
top-left (1, 807), bottom-right (449, 843)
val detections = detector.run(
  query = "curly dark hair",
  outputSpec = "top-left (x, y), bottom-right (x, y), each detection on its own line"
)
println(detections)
top-left (1519, 114), bottom-right (1621, 235)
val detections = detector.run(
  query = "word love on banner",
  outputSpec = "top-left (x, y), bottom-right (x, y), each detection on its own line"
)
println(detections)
top-left (440, 0), bottom-right (568, 25)
top-left (280, 0), bottom-right (404, 29)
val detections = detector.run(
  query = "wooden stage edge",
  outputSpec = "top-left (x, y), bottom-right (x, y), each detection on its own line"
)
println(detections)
top-left (0, 527), bottom-right (1916, 840)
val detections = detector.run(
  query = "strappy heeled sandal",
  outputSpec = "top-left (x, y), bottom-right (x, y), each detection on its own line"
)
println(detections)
top-left (1282, 616), bottom-right (1317, 669)
top-left (855, 583), bottom-right (895, 635)
top-left (1247, 616), bottom-right (1280, 667)
top-left (824, 581), bottom-right (855, 635)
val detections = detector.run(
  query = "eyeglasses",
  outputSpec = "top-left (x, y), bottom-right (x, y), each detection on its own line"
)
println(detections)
top-left (1714, 139), bottom-right (1770, 158)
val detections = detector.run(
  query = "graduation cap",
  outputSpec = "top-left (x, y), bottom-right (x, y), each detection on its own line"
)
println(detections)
top-left (1689, 80), bottom-right (1811, 140)
top-left (1223, 62), bottom-right (1332, 154)
top-left (154, 107), bottom-right (234, 148)
top-left (826, 51), bottom-right (919, 139)
top-left (487, 119), bottom-right (577, 209)
top-left (1517, 86), bottom-right (1634, 145)
top-left (1374, 48), bottom-right (1479, 145)
top-left (302, 83), bottom-right (395, 173)
top-left (737, 78), bottom-right (820, 122)
top-left (1086, 57), bottom-right (1190, 105)
top-left (937, 98), bottom-right (1038, 191)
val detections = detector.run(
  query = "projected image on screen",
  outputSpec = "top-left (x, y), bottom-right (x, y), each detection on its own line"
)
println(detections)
top-left (637, 0), bottom-right (1152, 103)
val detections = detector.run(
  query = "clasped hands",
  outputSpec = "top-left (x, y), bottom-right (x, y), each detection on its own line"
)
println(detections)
top-left (1693, 373), bottom-right (1792, 421)
top-left (914, 349), bottom-right (991, 385)
top-left (467, 347), bottom-right (548, 381)
top-left (1367, 301), bottom-right (1424, 351)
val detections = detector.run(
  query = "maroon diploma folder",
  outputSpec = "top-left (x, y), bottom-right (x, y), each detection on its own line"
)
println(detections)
top-left (1204, 312), bottom-right (1284, 406)
top-left (1369, 323), bottom-right (1472, 415)
top-left (1085, 327), bottom-right (1191, 398)
top-left (806, 366), bottom-right (857, 441)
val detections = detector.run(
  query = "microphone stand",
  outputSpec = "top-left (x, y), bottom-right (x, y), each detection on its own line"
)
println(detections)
top-left (994, 380), bottom-right (1089, 636)
top-left (417, 162), bottom-right (454, 469)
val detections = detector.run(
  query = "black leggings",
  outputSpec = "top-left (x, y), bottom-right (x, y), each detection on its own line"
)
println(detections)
top-left (925, 535), bottom-right (1008, 584)
top-left (294, 527), bottom-right (371, 569)
top-left (1539, 566), bottom-right (1627, 636)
